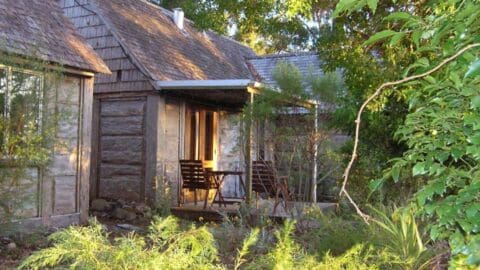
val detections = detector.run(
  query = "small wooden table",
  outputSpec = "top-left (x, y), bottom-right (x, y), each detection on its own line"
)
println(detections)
top-left (207, 170), bottom-right (244, 207)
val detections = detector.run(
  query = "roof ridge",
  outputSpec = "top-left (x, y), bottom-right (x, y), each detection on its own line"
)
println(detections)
top-left (205, 30), bottom-right (253, 53)
top-left (248, 51), bottom-right (317, 60)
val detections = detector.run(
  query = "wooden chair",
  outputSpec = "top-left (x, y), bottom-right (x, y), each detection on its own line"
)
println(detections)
top-left (179, 160), bottom-right (217, 209)
top-left (252, 160), bottom-right (290, 214)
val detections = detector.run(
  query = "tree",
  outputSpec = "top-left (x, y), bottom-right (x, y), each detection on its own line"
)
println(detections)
top-left (243, 61), bottom-right (344, 202)
top-left (335, 0), bottom-right (480, 267)
top-left (154, 0), bottom-right (312, 54)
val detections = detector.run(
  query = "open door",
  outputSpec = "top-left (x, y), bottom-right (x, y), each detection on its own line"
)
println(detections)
top-left (185, 105), bottom-right (218, 169)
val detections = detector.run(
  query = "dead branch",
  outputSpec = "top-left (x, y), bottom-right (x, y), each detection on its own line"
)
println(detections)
top-left (339, 42), bottom-right (480, 224)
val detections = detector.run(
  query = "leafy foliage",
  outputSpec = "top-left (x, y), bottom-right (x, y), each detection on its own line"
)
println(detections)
top-left (154, 0), bottom-right (311, 53)
top-left (334, 0), bottom-right (480, 267)
top-left (370, 207), bottom-right (430, 269)
top-left (242, 61), bottom-right (344, 202)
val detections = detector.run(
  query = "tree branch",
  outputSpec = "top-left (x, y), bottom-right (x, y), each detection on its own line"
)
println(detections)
top-left (339, 42), bottom-right (480, 224)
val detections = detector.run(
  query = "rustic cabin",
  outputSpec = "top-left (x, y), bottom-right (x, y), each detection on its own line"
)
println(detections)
top-left (0, 0), bottom-right (110, 229)
top-left (60, 0), bottom-right (339, 216)
top-left (60, 0), bottom-right (263, 207)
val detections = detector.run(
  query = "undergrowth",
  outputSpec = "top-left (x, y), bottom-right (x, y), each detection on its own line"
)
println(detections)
top-left (19, 208), bottom-right (438, 270)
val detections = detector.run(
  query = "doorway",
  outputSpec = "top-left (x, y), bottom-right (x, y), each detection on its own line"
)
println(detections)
top-left (185, 105), bottom-right (218, 169)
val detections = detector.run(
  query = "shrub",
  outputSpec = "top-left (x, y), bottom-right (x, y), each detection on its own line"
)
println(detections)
top-left (19, 216), bottom-right (221, 270)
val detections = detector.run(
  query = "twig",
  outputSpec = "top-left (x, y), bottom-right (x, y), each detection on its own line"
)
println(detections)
top-left (339, 42), bottom-right (480, 224)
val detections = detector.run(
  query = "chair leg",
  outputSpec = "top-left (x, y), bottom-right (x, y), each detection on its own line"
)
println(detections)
top-left (194, 189), bottom-right (197, 205)
top-left (204, 189), bottom-right (209, 209)
top-left (272, 189), bottom-right (281, 215)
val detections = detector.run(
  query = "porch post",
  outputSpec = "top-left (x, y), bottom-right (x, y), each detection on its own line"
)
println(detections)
top-left (245, 89), bottom-right (254, 204)
top-left (311, 102), bottom-right (319, 203)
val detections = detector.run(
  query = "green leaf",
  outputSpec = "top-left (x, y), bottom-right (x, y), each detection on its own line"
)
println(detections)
top-left (366, 0), bottom-right (378, 14)
top-left (471, 96), bottom-right (480, 109)
top-left (430, 227), bottom-right (440, 241)
top-left (470, 134), bottom-right (480, 145)
top-left (363, 30), bottom-right (398, 46)
top-left (389, 32), bottom-right (405, 46)
top-left (333, 0), bottom-right (357, 17)
top-left (466, 204), bottom-right (478, 219)
top-left (412, 162), bottom-right (426, 176)
top-left (391, 165), bottom-right (400, 182)
top-left (465, 59), bottom-right (480, 78)
top-left (412, 30), bottom-right (422, 47)
top-left (424, 76), bottom-right (437, 84)
top-left (369, 178), bottom-right (384, 191)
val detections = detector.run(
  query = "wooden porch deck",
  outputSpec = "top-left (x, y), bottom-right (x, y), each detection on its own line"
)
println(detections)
top-left (170, 200), bottom-right (338, 222)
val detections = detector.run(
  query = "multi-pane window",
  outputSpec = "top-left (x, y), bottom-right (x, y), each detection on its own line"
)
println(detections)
top-left (0, 66), bottom-right (43, 153)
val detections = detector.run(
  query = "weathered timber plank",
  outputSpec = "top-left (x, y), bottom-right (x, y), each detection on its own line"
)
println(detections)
top-left (98, 177), bottom-right (141, 201)
top-left (90, 98), bottom-right (100, 200)
top-left (71, 15), bottom-right (103, 29)
top-left (100, 136), bottom-right (144, 152)
top-left (95, 47), bottom-right (127, 60)
top-left (145, 94), bottom-right (159, 203)
top-left (99, 164), bottom-right (143, 178)
top-left (100, 116), bottom-right (144, 136)
top-left (101, 150), bottom-right (143, 164)
top-left (94, 81), bottom-right (155, 93)
top-left (79, 77), bottom-right (94, 224)
top-left (100, 99), bottom-right (145, 116)
top-left (53, 176), bottom-right (77, 215)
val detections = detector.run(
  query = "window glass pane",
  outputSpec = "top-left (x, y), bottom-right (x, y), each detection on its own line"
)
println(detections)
top-left (204, 111), bottom-right (214, 161)
top-left (9, 71), bottom-right (41, 133)
top-left (188, 110), bottom-right (197, 160)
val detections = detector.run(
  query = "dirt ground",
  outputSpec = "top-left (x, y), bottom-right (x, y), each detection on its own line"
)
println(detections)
top-left (0, 231), bottom-right (51, 270)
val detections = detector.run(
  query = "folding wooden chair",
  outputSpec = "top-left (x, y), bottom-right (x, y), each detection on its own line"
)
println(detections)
top-left (252, 160), bottom-right (290, 214)
top-left (179, 160), bottom-right (217, 209)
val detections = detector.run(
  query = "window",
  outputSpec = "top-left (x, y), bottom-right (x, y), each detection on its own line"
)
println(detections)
top-left (0, 66), bottom-right (43, 155)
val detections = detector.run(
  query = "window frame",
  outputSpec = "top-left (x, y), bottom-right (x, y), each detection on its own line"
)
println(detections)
top-left (0, 64), bottom-right (45, 158)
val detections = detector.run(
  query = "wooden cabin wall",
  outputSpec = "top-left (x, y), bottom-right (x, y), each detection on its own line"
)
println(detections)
top-left (60, 0), bottom-right (157, 203)
top-left (158, 97), bottom-right (183, 205)
top-left (1, 74), bottom-right (93, 230)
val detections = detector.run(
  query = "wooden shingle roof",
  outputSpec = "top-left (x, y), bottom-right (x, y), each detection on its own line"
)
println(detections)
top-left (92, 0), bottom-right (256, 81)
top-left (0, 0), bottom-right (109, 74)
top-left (247, 52), bottom-right (322, 88)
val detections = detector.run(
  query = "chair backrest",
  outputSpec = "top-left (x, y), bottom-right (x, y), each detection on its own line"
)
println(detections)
top-left (179, 160), bottom-right (209, 189)
top-left (252, 160), bottom-right (275, 195)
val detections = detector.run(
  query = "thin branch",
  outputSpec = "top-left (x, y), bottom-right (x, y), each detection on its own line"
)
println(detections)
top-left (339, 42), bottom-right (480, 224)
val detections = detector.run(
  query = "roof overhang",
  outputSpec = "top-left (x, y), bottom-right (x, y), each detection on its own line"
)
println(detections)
top-left (154, 79), bottom-right (263, 90)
